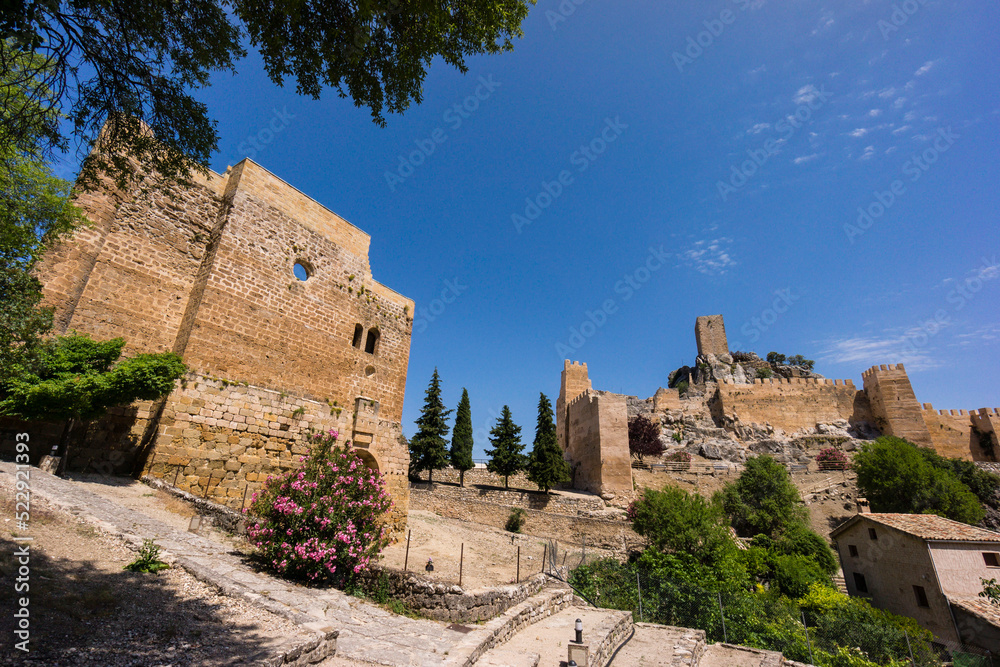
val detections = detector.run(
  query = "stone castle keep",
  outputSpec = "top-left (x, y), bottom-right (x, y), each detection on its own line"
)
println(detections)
top-left (2, 159), bottom-right (414, 525)
top-left (557, 315), bottom-right (999, 498)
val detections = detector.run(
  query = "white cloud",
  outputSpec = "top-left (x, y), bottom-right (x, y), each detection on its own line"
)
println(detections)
top-left (793, 85), bottom-right (823, 105)
top-left (869, 109), bottom-right (882, 117)
top-left (747, 122), bottom-right (771, 135)
top-left (847, 128), bottom-right (869, 138)
top-left (793, 153), bottom-right (820, 164)
top-left (859, 146), bottom-right (876, 161)
top-left (914, 60), bottom-right (936, 76)
top-left (680, 238), bottom-right (737, 276)
top-left (893, 97), bottom-right (907, 110)
top-left (891, 125), bottom-right (912, 135)
top-left (819, 333), bottom-right (945, 371)
top-left (877, 87), bottom-right (897, 99)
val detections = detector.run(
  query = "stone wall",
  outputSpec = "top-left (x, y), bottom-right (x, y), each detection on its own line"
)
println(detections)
top-left (695, 314), bottom-right (728, 357)
top-left (409, 487), bottom-right (637, 550)
top-left (565, 390), bottom-right (632, 498)
top-left (971, 408), bottom-right (1000, 459)
top-left (556, 360), bottom-right (592, 453)
top-left (357, 569), bottom-right (549, 623)
top-left (714, 378), bottom-right (869, 433)
top-left (861, 364), bottom-right (932, 446)
top-left (921, 406), bottom-right (977, 460)
top-left (409, 482), bottom-right (607, 514)
top-left (32, 158), bottom-right (414, 523)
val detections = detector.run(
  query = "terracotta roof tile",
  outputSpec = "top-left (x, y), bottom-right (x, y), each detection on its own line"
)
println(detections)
top-left (951, 597), bottom-right (1000, 628)
top-left (858, 513), bottom-right (1000, 543)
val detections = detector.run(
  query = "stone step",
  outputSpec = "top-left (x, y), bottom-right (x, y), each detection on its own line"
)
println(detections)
top-left (831, 574), bottom-right (848, 595)
top-left (476, 606), bottom-right (632, 667)
top-left (606, 623), bottom-right (706, 666)
top-left (697, 643), bottom-right (784, 667)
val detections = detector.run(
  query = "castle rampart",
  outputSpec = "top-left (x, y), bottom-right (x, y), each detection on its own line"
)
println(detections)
top-left (695, 314), bottom-right (728, 357)
top-left (564, 390), bottom-right (632, 498)
top-left (11, 158), bottom-right (414, 526)
top-left (714, 377), bottom-right (870, 433)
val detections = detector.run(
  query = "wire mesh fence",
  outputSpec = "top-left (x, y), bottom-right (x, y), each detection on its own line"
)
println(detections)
top-left (567, 559), bottom-right (993, 666)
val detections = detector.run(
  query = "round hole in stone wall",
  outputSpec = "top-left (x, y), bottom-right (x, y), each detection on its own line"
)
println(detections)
top-left (293, 262), bottom-right (311, 281)
top-left (365, 365), bottom-right (376, 377)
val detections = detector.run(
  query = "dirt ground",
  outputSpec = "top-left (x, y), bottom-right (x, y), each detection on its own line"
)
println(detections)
top-left (379, 509), bottom-right (611, 589)
top-left (0, 480), bottom-right (301, 666)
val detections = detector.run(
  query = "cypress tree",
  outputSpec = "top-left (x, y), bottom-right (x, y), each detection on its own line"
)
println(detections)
top-left (450, 388), bottom-right (475, 487)
top-left (409, 368), bottom-right (452, 485)
top-left (527, 392), bottom-right (570, 493)
top-left (486, 406), bottom-right (525, 489)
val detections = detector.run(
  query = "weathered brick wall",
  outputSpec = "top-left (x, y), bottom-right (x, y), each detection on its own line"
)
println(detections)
top-left (145, 374), bottom-right (409, 528)
top-left (971, 408), bottom-right (1000, 460)
top-left (714, 378), bottom-right (870, 433)
top-left (556, 360), bottom-right (592, 453)
top-left (32, 158), bottom-right (414, 524)
top-left (695, 314), bottom-right (728, 357)
top-left (862, 364), bottom-right (932, 445)
top-left (565, 390), bottom-right (632, 498)
top-left (921, 406), bottom-right (976, 460)
top-left (409, 481), bottom-right (607, 514)
top-left (409, 487), bottom-right (637, 550)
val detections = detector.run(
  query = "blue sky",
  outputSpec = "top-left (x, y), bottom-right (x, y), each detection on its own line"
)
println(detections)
top-left (93, 1), bottom-right (1000, 456)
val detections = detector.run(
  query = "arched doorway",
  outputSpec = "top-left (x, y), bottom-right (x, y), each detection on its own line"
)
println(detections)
top-left (354, 448), bottom-right (380, 475)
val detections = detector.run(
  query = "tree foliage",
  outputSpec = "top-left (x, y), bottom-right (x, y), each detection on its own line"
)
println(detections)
top-left (628, 414), bottom-right (664, 462)
top-left (0, 335), bottom-right (186, 421)
top-left (716, 455), bottom-right (808, 538)
top-left (1, 0), bottom-right (535, 187)
top-left (527, 392), bottom-right (569, 493)
top-left (409, 368), bottom-right (451, 483)
top-left (485, 405), bottom-right (524, 488)
top-left (853, 436), bottom-right (985, 525)
top-left (630, 485), bottom-right (736, 567)
top-left (1, 58), bottom-right (85, 385)
top-left (449, 387), bottom-right (474, 487)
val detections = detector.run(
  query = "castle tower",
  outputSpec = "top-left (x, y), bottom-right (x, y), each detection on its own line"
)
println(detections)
top-left (556, 360), bottom-right (591, 452)
top-left (695, 315), bottom-right (729, 357)
top-left (862, 364), bottom-right (932, 445)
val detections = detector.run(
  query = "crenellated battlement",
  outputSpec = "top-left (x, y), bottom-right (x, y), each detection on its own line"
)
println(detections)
top-left (724, 377), bottom-right (857, 387)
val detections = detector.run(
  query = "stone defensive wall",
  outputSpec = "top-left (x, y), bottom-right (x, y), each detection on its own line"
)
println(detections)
top-left (24, 156), bottom-right (415, 525)
top-left (714, 377), bottom-right (871, 433)
top-left (409, 486), bottom-right (637, 551)
top-left (921, 405), bottom-right (1000, 461)
top-left (564, 390), bottom-right (633, 498)
top-left (409, 479), bottom-right (608, 514)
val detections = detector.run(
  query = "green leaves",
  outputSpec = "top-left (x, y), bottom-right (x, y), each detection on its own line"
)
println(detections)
top-left (853, 436), bottom-right (985, 525)
top-left (716, 455), bottom-right (809, 538)
top-left (409, 367), bottom-right (451, 477)
top-left (527, 392), bottom-right (568, 492)
top-left (0, 334), bottom-right (186, 421)
top-left (449, 387), bottom-right (474, 476)
top-left (485, 405), bottom-right (524, 487)
top-left (630, 485), bottom-right (736, 569)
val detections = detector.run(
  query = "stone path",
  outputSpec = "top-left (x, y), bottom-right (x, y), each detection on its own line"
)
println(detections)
top-left (477, 607), bottom-right (630, 667)
top-left (1, 462), bottom-right (565, 666)
top-left (698, 644), bottom-right (784, 667)
top-left (607, 623), bottom-right (707, 666)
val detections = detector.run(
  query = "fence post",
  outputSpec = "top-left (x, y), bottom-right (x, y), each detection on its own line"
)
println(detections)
top-left (459, 543), bottom-right (464, 587)
top-left (636, 572), bottom-right (643, 623)
top-left (904, 630), bottom-right (915, 667)
top-left (403, 529), bottom-right (411, 571)
top-left (516, 545), bottom-right (520, 583)
top-left (802, 612), bottom-right (814, 665)
top-left (718, 592), bottom-right (727, 644)
top-left (542, 543), bottom-right (547, 575)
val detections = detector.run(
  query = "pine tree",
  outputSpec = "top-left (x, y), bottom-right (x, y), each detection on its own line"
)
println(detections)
top-left (450, 388), bottom-right (475, 487)
top-left (409, 368), bottom-right (452, 485)
top-left (486, 406), bottom-right (525, 489)
top-left (527, 393), bottom-right (570, 493)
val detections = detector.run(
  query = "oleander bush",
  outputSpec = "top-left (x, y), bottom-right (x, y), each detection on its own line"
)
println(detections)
top-left (245, 430), bottom-right (392, 586)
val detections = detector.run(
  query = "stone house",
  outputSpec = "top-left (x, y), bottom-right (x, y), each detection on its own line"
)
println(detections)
top-left (830, 513), bottom-right (1000, 651)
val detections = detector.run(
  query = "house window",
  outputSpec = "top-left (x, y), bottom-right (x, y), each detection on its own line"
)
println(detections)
top-left (364, 328), bottom-right (380, 355)
top-left (984, 552), bottom-right (1000, 567)
top-left (352, 324), bottom-right (364, 348)
top-left (868, 528), bottom-right (878, 540)
top-left (853, 572), bottom-right (868, 593)
top-left (913, 585), bottom-right (929, 608)
top-left (848, 545), bottom-right (859, 558)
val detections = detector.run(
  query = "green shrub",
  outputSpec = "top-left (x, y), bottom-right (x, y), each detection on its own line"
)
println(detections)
top-left (631, 485), bottom-right (735, 567)
top-left (245, 430), bottom-right (392, 585)
top-left (716, 455), bottom-right (808, 538)
top-left (773, 554), bottom-right (825, 598)
top-left (505, 507), bottom-right (526, 533)
top-left (124, 539), bottom-right (170, 573)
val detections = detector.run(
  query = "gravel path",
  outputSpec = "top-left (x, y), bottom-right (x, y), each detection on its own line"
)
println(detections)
top-left (0, 462), bottom-right (570, 666)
